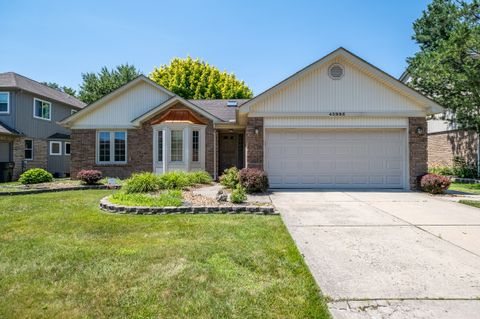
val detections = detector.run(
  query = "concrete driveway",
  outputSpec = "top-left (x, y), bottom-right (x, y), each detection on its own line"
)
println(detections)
top-left (271, 190), bottom-right (480, 319)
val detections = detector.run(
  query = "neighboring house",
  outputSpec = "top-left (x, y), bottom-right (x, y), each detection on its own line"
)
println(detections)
top-left (0, 72), bottom-right (86, 179)
top-left (399, 72), bottom-right (478, 168)
top-left (61, 48), bottom-right (443, 190)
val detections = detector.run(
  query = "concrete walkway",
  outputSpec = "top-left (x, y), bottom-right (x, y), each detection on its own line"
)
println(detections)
top-left (270, 190), bottom-right (480, 319)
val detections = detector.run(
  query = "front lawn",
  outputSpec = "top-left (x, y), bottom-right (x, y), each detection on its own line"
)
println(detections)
top-left (0, 190), bottom-right (329, 318)
top-left (448, 182), bottom-right (480, 195)
top-left (458, 200), bottom-right (480, 208)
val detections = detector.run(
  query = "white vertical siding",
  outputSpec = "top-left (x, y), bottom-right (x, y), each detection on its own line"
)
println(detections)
top-left (251, 57), bottom-right (425, 115)
top-left (72, 82), bottom-right (171, 128)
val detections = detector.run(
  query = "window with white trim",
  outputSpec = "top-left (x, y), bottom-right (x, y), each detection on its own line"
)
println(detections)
top-left (33, 98), bottom-right (51, 120)
top-left (97, 131), bottom-right (127, 164)
top-left (192, 130), bottom-right (199, 162)
top-left (157, 130), bottom-right (163, 162)
top-left (0, 92), bottom-right (9, 114)
top-left (25, 139), bottom-right (33, 160)
top-left (50, 141), bottom-right (62, 155)
top-left (170, 130), bottom-right (183, 162)
top-left (65, 142), bottom-right (71, 155)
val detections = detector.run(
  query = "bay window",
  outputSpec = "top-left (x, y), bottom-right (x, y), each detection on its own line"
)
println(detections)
top-left (153, 124), bottom-right (206, 173)
top-left (97, 131), bottom-right (127, 164)
top-left (170, 130), bottom-right (183, 162)
top-left (192, 130), bottom-right (199, 162)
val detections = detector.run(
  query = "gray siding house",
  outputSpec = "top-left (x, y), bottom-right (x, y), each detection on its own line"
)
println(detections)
top-left (0, 72), bottom-right (86, 179)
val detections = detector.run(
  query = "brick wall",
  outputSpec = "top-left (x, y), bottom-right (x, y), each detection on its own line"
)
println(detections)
top-left (245, 117), bottom-right (264, 169)
top-left (10, 137), bottom-right (48, 179)
top-left (409, 117), bottom-right (428, 190)
top-left (71, 125), bottom-right (153, 179)
top-left (70, 103), bottom-right (215, 179)
top-left (428, 130), bottom-right (478, 167)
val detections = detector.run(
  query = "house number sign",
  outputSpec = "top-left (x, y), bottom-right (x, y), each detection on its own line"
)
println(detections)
top-left (328, 112), bottom-right (346, 116)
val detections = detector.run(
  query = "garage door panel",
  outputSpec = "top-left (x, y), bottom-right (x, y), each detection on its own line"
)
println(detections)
top-left (266, 129), bottom-right (405, 189)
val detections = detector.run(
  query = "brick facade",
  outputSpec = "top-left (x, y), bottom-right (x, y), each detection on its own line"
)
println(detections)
top-left (245, 117), bottom-right (264, 170)
top-left (409, 117), bottom-right (428, 190)
top-left (0, 135), bottom-right (51, 179)
top-left (70, 103), bottom-right (215, 179)
top-left (428, 130), bottom-right (478, 167)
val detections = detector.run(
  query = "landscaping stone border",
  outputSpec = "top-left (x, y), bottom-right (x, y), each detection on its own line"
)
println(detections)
top-left (99, 196), bottom-right (277, 215)
top-left (0, 185), bottom-right (120, 196)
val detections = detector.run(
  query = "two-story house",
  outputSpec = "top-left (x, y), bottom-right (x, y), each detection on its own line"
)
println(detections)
top-left (0, 72), bottom-right (86, 180)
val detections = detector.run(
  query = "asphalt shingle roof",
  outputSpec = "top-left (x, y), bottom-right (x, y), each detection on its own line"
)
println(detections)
top-left (0, 120), bottom-right (21, 136)
top-left (48, 133), bottom-right (71, 139)
top-left (0, 72), bottom-right (86, 109)
top-left (188, 99), bottom-right (250, 122)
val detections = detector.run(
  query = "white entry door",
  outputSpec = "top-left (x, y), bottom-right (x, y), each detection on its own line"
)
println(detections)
top-left (265, 129), bottom-right (406, 189)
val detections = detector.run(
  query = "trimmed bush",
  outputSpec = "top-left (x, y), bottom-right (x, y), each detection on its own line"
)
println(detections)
top-left (238, 168), bottom-right (269, 193)
top-left (230, 185), bottom-right (247, 203)
top-left (420, 173), bottom-right (451, 194)
top-left (219, 167), bottom-right (239, 189)
top-left (123, 172), bottom-right (161, 194)
top-left (77, 170), bottom-right (103, 185)
top-left (18, 168), bottom-right (53, 185)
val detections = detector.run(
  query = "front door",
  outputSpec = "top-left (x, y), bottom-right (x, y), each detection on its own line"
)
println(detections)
top-left (219, 133), bottom-right (239, 175)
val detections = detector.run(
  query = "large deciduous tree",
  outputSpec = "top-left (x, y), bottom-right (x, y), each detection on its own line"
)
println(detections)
top-left (149, 57), bottom-right (253, 99)
top-left (42, 82), bottom-right (77, 97)
top-left (406, 0), bottom-right (480, 131)
top-left (78, 64), bottom-right (141, 104)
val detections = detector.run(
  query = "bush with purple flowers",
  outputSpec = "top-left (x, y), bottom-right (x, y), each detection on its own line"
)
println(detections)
top-left (238, 168), bottom-right (269, 193)
top-left (420, 173), bottom-right (451, 194)
top-left (77, 170), bottom-right (103, 185)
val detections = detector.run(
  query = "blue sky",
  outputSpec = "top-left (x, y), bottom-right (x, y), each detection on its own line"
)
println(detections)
top-left (0, 0), bottom-right (430, 95)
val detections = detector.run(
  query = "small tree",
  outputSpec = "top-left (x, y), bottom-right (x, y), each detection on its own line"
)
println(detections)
top-left (149, 57), bottom-right (253, 99)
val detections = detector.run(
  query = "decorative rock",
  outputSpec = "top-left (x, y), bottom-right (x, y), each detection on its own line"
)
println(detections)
top-left (216, 190), bottom-right (228, 202)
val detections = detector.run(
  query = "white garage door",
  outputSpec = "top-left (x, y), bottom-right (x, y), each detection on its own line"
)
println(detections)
top-left (266, 129), bottom-right (406, 189)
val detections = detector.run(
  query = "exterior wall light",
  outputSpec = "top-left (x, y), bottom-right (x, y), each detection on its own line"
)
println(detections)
top-left (416, 127), bottom-right (424, 135)
top-left (254, 128), bottom-right (259, 135)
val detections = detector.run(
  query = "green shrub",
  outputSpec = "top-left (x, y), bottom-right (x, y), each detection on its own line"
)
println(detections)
top-left (428, 166), bottom-right (453, 176)
top-left (188, 171), bottom-right (213, 185)
top-left (18, 168), bottom-right (53, 184)
top-left (230, 185), bottom-right (247, 204)
top-left (158, 171), bottom-right (191, 189)
top-left (123, 172), bottom-right (161, 194)
top-left (452, 156), bottom-right (477, 178)
top-left (219, 167), bottom-right (239, 189)
top-left (110, 190), bottom-right (182, 207)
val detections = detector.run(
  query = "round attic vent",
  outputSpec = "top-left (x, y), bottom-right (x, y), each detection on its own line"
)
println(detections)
top-left (328, 63), bottom-right (344, 80)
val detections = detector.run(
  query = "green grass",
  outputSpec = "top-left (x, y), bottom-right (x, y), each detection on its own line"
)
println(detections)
top-left (110, 190), bottom-right (183, 207)
top-left (0, 190), bottom-right (329, 318)
top-left (449, 182), bottom-right (480, 195)
top-left (459, 200), bottom-right (480, 208)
